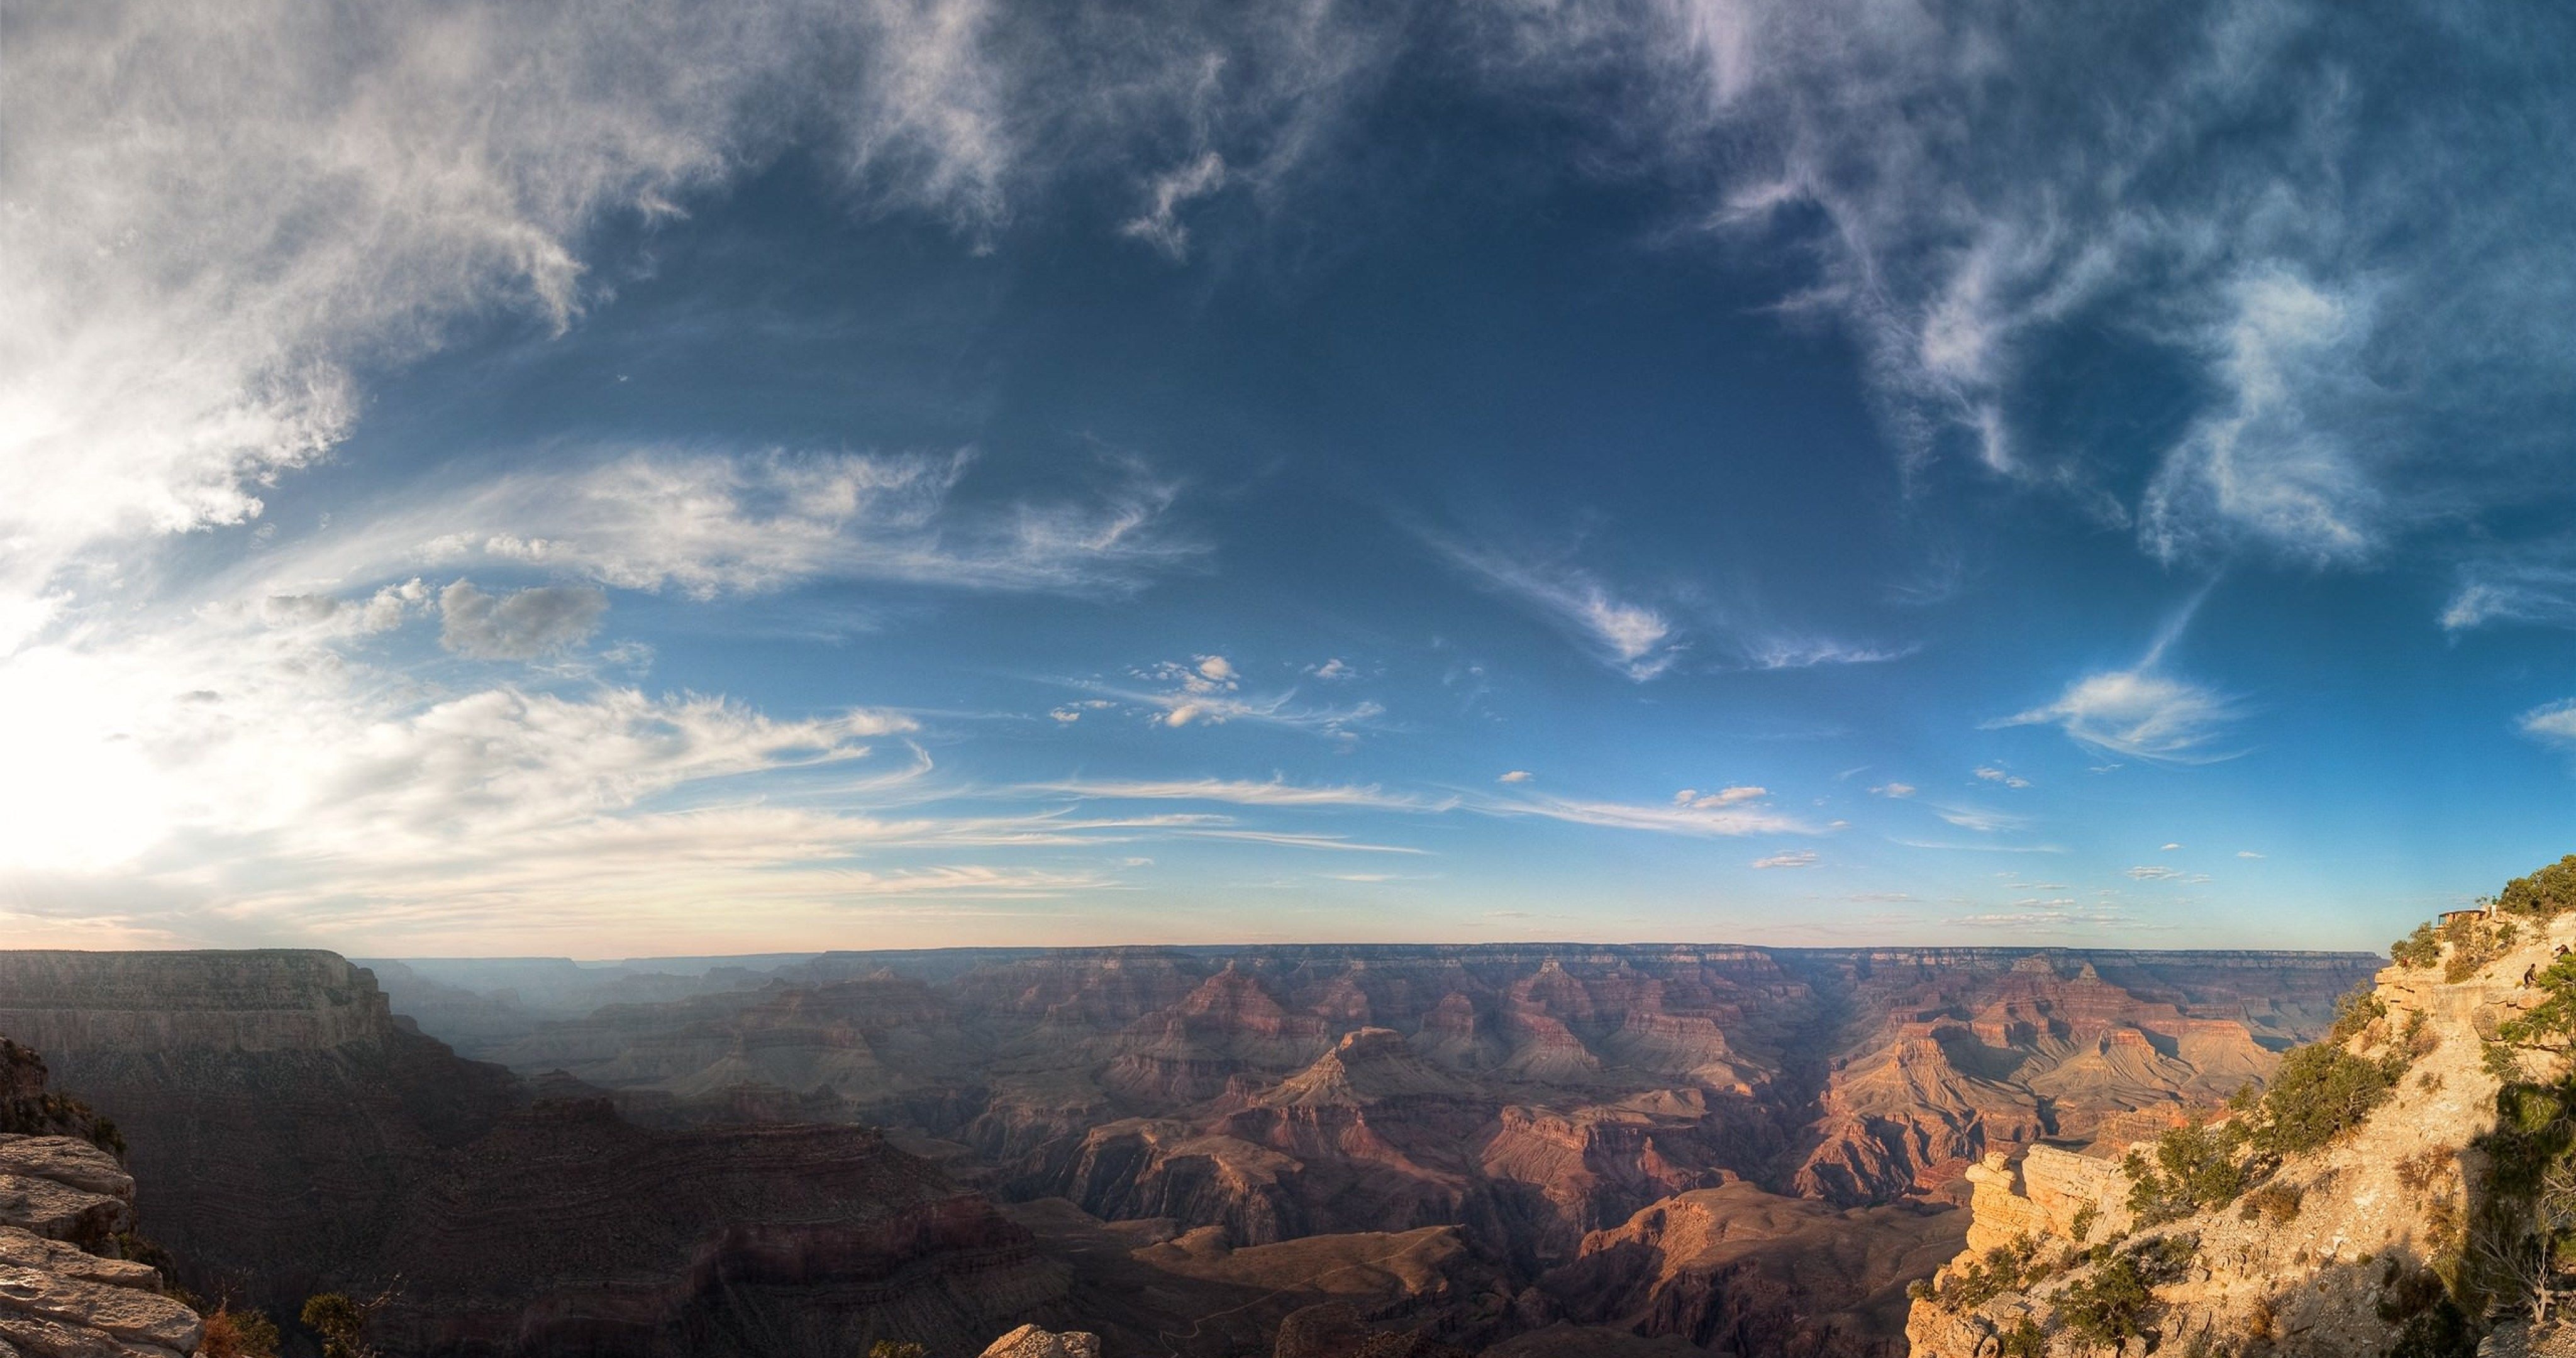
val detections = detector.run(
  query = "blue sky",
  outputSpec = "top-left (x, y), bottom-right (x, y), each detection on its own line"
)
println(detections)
top-left (3, 0), bottom-right (2572, 954)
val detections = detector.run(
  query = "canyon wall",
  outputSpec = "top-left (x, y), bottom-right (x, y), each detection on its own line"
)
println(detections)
top-left (0, 952), bottom-right (1060, 1358)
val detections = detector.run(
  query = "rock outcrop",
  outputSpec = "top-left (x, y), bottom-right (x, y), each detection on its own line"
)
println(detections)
top-left (976, 1324), bottom-right (1099, 1357)
top-left (1532, 1182), bottom-right (1963, 1357)
top-left (0, 1039), bottom-right (201, 1358)
top-left (1905, 912), bottom-right (2576, 1357)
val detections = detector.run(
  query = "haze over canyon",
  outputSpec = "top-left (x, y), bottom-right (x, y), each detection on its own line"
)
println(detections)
top-left (0, 941), bottom-right (2378, 1356)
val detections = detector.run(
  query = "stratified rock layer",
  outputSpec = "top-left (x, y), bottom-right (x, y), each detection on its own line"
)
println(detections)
top-left (1905, 920), bottom-right (2576, 1357)
top-left (0, 1042), bottom-right (201, 1358)
top-left (0, 953), bottom-right (1056, 1358)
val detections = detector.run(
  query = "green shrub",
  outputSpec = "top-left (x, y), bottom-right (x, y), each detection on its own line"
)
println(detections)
top-left (1933, 1235), bottom-right (2040, 1310)
top-left (2500, 954), bottom-right (2576, 1056)
top-left (2128, 1232), bottom-right (2199, 1286)
top-left (1997, 1316), bottom-right (2045, 1358)
top-left (867, 1344), bottom-right (930, 1358)
top-left (2252, 1039), bottom-right (2396, 1156)
top-left (2328, 988), bottom-right (2389, 1045)
top-left (2392, 922), bottom-right (2442, 969)
top-left (2123, 1122), bottom-right (2248, 1225)
top-left (2069, 1202), bottom-right (2099, 1245)
top-left (2499, 856), bottom-right (2576, 919)
top-left (300, 1294), bottom-right (381, 1358)
top-left (2056, 1254), bottom-right (2155, 1345)
top-left (2444, 914), bottom-right (2506, 983)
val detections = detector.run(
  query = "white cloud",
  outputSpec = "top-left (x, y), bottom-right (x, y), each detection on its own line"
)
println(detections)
top-left (1179, 829), bottom-right (1428, 854)
top-left (2446, 558), bottom-right (2576, 633)
top-left (1740, 638), bottom-right (1916, 671)
top-left (1926, 804), bottom-right (2028, 834)
top-left (1121, 152), bottom-right (1228, 259)
top-left (1080, 658), bottom-right (1383, 736)
top-left (1428, 539), bottom-right (1680, 680)
top-left (1480, 791), bottom-right (1810, 837)
top-left (1035, 774), bottom-right (1811, 840)
top-left (275, 449), bottom-right (1191, 602)
top-left (1869, 782), bottom-right (1917, 798)
top-left (2160, 842), bottom-right (2183, 853)
top-left (2140, 270), bottom-right (2380, 566)
top-left (1990, 669), bottom-right (2241, 763)
top-left (1675, 785), bottom-right (1766, 807)
top-left (0, 0), bottom-right (1409, 655)
top-left (2237, 850), bottom-right (2265, 859)
top-left (437, 581), bottom-right (608, 660)
top-left (1545, 0), bottom-right (2576, 568)
top-left (1973, 766), bottom-right (2031, 788)
top-left (1307, 658), bottom-right (1355, 680)
top-left (1497, 770), bottom-right (1534, 783)
top-left (1025, 778), bottom-right (1446, 812)
top-left (2519, 699), bottom-right (2576, 751)
top-left (1752, 849), bottom-right (1818, 869)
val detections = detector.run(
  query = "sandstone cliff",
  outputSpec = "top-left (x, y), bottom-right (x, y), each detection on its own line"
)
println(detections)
top-left (0, 1038), bottom-right (201, 1358)
top-left (1904, 903), bottom-right (2576, 1356)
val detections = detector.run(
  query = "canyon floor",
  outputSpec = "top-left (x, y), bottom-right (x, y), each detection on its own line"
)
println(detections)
top-left (0, 944), bottom-right (2378, 1357)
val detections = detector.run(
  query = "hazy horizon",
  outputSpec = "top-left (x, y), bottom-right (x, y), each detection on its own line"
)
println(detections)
top-left (6, 0), bottom-right (2572, 958)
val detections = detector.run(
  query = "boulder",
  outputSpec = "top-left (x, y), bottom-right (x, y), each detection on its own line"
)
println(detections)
top-left (977, 1323), bottom-right (1102, 1357)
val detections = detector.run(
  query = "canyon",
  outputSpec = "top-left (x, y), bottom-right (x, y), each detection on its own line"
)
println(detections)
top-left (0, 944), bottom-right (2377, 1356)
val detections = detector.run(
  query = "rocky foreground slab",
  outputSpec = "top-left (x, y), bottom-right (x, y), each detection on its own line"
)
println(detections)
top-left (0, 1132), bottom-right (200, 1358)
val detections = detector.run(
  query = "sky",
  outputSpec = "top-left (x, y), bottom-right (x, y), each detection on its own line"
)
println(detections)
top-left (3, 0), bottom-right (2573, 957)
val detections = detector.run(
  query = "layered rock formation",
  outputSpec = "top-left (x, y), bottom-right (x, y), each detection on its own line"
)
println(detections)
top-left (0, 1039), bottom-right (201, 1358)
top-left (0, 943), bottom-right (2380, 1358)
top-left (0, 953), bottom-right (1059, 1358)
top-left (1904, 917), bottom-right (2576, 1356)
top-left (380, 943), bottom-right (2372, 1356)
top-left (1530, 1183), bottom-right (1961, 1357)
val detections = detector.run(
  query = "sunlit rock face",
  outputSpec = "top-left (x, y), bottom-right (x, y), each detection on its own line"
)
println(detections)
top-left (1903, 925), bottom-right (2576, 1358)
top-left (0, 1037), bottom-right (203, 1358)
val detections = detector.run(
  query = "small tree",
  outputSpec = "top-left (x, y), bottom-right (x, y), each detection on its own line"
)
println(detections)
top-left (2251, 1040), bottom-right (2395, 1156)
top-left (199, 1305), bottom-right (281, 1358)
top-left (2500, 857), bottom-right (2576, 919)
top-left (2057, 1254), bottom-right (2154, 1345)
top-left (301, 1291), bottom-right (391, 1358)
top-left (867, 1344), bottom-right (930, 1358)
top-left (2392, 922), bottom-right (2442, 969)
top-left (2123, 1122), bottom-right (2248, 1225)
top-left (2501, 955), bottom-right (2576, 1056)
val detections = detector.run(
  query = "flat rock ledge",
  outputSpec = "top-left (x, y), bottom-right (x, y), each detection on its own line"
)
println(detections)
top-left (979, 1323), bottom-right (1102, 1358)
top-left (0, 1134), bottom-right (199, 1358)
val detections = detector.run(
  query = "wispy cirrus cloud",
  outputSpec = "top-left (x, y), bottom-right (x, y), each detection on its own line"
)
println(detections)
top-left (1989, 588), bottom-right (2241, 763)
top-left (2443, 555), bottom-right (2576, 634)
top-left (1925, 804), bottom-right (2029, 834)
top-left (1065, 654), bottom-right (1388, 737)
top-left (1023, 778), bottom-right (1451, 812)
top-left (261, 448), bottom-right (1193, 603)
top-left (1990, 670), bottom-right (2241, 763)
top-left (1518, 0), bottom-right (2576, 570)
top-left (2518, 700), bottom-right (2576, 753)
top-left (1428, 538), bottom-right (1681, 680)
top-left (0, 0), bottom-right (1424, 651)
top-left (1036, 775), bottom-right (1816, 839)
